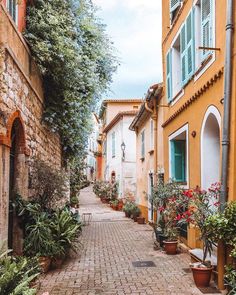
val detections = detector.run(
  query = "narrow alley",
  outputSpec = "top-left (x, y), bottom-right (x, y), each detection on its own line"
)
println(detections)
top-left (38, 187), bottom-right (220, 295)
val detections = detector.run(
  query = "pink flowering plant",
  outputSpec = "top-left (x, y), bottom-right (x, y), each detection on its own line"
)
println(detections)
top-left (177, 182), bottom-right (221, 264)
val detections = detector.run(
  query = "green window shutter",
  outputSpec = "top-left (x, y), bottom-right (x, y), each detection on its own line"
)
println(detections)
top-left (166, 50), bottom-right (172, 102)
top-left (170, 0), bottom-right (181, 13)
top-left (112, 132), bottom-right (115, 157)
top-left (201, 0), bottom-right (212, 59)
top-left (171, 140), bottom-right (186, 182)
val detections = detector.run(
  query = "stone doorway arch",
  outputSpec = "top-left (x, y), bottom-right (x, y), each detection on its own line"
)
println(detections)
top-left (201, 106), bottom-right (221, 191)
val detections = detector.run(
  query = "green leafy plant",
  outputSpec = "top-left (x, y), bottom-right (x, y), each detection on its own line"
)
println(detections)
top-left (50, 209), bottom-right (82, 254)
top-left (93, 181), bottom-right (118, 201)
top-left (205, 201), bottom-right (236, 289)
top-left (24, 213), bottom-right (57, 257)
top-left (0, 243), bottom-right (40, 295)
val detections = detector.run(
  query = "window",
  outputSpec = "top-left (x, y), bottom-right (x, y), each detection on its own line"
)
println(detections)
top-left (141, 130), bottom-right (145, 159)
top-left (170, 0), bottom-right (182, 23)
top-left (112, 132), bottom-right (115, 158)
top-left (7, 0), bottom-right (18, 24)
top-left (150, 120), bottom-right (154, 150)
top-left (169, 127), bottom-right (188, 183)
top-left (194, 0), bottom-right (214, 67)
top-left (166, 10), bottom-right (194, 102)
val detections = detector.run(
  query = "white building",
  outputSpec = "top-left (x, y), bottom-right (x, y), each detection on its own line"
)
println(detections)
top-left (86, 113), bottom-right (100, 182)
top-left (100, 99), bottom-right (142, 198)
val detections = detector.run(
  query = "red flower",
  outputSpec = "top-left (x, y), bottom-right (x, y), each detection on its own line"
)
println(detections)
top-left (175, 214), bottom-right (182, 221)
top-left (184, 190), bottom-right (193, 198)
top-left (214, 201), bottom-right (220, 207)
top-left (159, 206), bottom-right (165, 212)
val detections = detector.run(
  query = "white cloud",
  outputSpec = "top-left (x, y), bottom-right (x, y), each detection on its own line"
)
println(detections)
top-left (92, 0), bottom-right (162, 98)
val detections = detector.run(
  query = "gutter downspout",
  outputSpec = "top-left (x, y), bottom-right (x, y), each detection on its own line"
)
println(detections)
top-left (218, 0), bottom-right (234, 290)
top-left (221, 0), bottom-right (234, 210)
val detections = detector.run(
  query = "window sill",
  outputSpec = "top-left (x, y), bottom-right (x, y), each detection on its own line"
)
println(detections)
top-left (148, 150), bottom-right (154, 155)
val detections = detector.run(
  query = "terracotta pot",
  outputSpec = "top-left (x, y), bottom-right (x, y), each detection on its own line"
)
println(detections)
top-left (101, 198), bottom-right (106, 203)
top-left (163, 240), bottom-right (178, 255)
top-left (39, 256), bottom-right (51, 273)
top-left (117, 200), bottom-right (123, 211)
top-left (191, 266), bottom-right (213, 287)
top-left (137, 217), bottom-right (145, 224)
top-left (125, 211), bottom-right (130, 218)
top-left (51, 257), bottom-right (64, 269)
top-left (133, 216), bottom-right (138, 222)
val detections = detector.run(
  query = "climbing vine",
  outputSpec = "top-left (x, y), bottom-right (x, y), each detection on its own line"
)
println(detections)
top-left (24, 0), bottom-right (117, 160)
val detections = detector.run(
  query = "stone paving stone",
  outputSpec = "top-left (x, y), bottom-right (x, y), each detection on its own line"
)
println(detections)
top-left (38, 187), bottom-right (221, 295)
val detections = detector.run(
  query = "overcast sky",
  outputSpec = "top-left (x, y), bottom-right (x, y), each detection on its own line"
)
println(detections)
top-left (92, 0), bottom-right (162, 99)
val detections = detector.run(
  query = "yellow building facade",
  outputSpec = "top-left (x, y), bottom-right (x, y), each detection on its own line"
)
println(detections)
top-left (130, 84), bottom-right (163, 222)
top-left (162, 0), bottom-right (235, 286)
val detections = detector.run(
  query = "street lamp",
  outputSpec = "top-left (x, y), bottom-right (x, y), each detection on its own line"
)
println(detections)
top-left (121, 142), bottom-right (126, 161)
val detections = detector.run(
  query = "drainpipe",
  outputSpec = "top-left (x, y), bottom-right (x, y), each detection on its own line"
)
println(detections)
top-left (221, 0), bottom-right (234, 210)
top-left (218, 0), bottom-right (234, 290)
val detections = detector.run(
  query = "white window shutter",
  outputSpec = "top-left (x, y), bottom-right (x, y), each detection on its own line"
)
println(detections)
top-left (170, 0), bottom-right (181, 13)
top-left (201, 0), bottom-right (212, 59)
top-left (166, 50), bottom-right (172, 102)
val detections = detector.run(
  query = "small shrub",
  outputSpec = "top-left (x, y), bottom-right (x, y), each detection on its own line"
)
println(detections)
top-left (29, 158), bottom-right (68, 209)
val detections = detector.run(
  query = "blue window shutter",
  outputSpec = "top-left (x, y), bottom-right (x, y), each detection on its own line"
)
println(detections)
top-left (171, 140), bottom-right (186, 182)
top-left (166, 50), bottom-right (172, 102)
top-left (170, 141), bottom-right (175, 179)
top-left (186, 11), bottom-right (194, 79)
top-left (201, 0), bottom-right (212, 60)
top-left (170, 0), bottom-right (181, 14)
top-left (180, 24), bottom-right (187, 85)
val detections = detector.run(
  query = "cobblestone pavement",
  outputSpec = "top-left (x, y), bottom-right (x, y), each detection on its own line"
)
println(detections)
top-left (38, 187), bottom-right (221, 295)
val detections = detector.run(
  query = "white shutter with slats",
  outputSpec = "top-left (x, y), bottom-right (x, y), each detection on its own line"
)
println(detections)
top-left (170, 0), bottom-right (181, 13)
top-left (201, 0), bottom-right (212, 59)
top-left (166, 50), bottom-right (172, 102)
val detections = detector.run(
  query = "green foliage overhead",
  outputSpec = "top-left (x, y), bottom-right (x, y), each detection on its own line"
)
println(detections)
top-left (25, 0), bottom-right (118, 159)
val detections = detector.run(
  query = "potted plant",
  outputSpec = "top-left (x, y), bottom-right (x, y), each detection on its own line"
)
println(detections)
top-left (110, 199), bottom-right (119, 210)
top-left (178, 184), bottom-right (220, 287)
top-left (24, 213), bottom-right (56, 273)
top-left (117, 199), bottom-right (124, 211)
top-left (163, 224), bottom-right (179, 255)
top-left (131, 206), bottom-right (141, 222)
top-left (123, 201), bottom-right (133, 218)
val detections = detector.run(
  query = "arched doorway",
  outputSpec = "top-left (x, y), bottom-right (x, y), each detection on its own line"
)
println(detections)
top-left (7, 114), bottom-right (27, 252)
top-left (8, 120), bottom-right (17, 249)
top-left (201, 106), bottom-right (221, 190)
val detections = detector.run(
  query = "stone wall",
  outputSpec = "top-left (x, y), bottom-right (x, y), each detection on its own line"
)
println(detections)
top-left (0, 4), bottom-right (62, 251)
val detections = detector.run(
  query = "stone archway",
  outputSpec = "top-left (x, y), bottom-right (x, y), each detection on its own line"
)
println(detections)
top-left (201, 106), bottom-right (221, 190)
